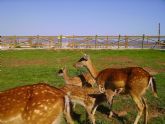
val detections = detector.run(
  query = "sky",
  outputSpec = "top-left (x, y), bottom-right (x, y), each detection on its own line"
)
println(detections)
top-left (0, 0), bottom-right (165, 36)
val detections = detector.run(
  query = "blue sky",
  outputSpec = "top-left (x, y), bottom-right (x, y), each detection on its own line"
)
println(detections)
top-left (0, 0), bottom-right (165, 36)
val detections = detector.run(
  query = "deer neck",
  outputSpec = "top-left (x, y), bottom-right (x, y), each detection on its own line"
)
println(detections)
top-left (63, 71), bottom-right (70, 84)
top-left (86, 60), bottom-right (98, 79)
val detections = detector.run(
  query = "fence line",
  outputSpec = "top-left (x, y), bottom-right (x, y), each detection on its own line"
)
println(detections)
top-left (0, 35), bottom-right (165, 49)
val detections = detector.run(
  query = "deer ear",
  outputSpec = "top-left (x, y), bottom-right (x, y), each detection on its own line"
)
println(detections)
top-left (84, 54), bottom-right (90, 60)
top-left (84, 54), bottom-right (87, 57)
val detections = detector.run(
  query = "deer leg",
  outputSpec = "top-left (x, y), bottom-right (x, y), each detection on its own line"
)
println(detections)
top-left (64, 95), bottom-right (74, 124)
top-left (91, 102), bottom-right (98, 116)
top-left (142, 97), bottom-right (148, 124)
top-left (108, 98), bottom-right (116, 118)
top-left (73, 103), bottom-right (76, 109)
top-left (86, 106), bottom-right (96, 124)
top-left (105, 90), bottom-right (116, 118)
top-left (131, 93), bottom-right (144, 124)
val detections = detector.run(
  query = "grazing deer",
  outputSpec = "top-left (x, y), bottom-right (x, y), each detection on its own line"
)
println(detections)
top-left (74, 54), bottom-right (158, 124)
top-left (0, 83), bottom-right (74, 124)
top-left (61, 84), bottom-right (107, 124)
top-left (58, 67), bottom-right (95, 87)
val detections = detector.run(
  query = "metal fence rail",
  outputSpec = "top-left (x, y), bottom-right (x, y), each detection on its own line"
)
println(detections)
top-left (0, 35), bottom-right (165, 49)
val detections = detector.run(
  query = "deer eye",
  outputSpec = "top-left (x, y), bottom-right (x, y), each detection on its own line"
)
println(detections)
top-left (78, 57), bottom-right (87, 62)
top-left (58, 69), bottom-right (63, 73)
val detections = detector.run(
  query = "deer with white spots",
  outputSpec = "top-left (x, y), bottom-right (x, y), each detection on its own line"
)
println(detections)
top-left (60, 84), bottom-right (107, 124)
top-left (0, 83), bottom-right (74, 124)
top-left (58, 67), bottom-right (95, 87)
top-left (74, 54), bottom-right (158, 124)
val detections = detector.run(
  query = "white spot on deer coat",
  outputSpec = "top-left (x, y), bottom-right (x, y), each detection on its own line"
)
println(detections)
top-left (34, 109), bottom-right (40, 114)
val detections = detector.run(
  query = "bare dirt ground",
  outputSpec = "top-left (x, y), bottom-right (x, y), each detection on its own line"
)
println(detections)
top-left (2, 59), bottom-right (48, 67)
top-left (148, 106), bottom-right (165, 119)
top-left (99, 56), bottom-right (163, 75)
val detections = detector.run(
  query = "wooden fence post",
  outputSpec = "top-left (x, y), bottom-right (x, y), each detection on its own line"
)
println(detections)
top-left (36, 35), bottom-right (39, 48)
top-left (118, 34), bottom-right (120, 48)
top-left (95, 35), bottom-right (98, 48)
top-left (72, 35), bottom-right (75, 48)
top-left (60, 35), bottom-right (62, 48)
top-left (158, 23), bottom-right (160, 45)
top-left (0, 36), bottom-right (2, 48)
top-left (147, 36), bottom-right (149, 47)
top-left (58, 35), bottom-right (62, 48)
top-left (106, 36), bottom-right (108, 48)
top-left (125, 35), bottom-right (128, 48)
top-left (58, 36), bottom-right (60, 48)
top-left (14, 35), bottom-right (17, 48)
top-left (29, 37), bottom-right (32, 47)
top-left (9, 36), bottom-right (12, 48)
top-left (142, 34), bottom-right (145, 48)
top-left (158, 35), bottom-right (160, 46)
top-left (49, 37), bottom-right (53, 48)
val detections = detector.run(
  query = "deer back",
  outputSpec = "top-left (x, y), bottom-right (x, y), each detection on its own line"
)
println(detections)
top-left (97, 67), bottom-right (151, 93)
top-left (61, 85), bottom-right (102, 106)
top-left (0, 83), bottom-right (66, 124)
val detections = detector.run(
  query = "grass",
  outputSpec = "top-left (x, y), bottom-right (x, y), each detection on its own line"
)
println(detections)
top-left (0, 49), bottom-right (165, 124)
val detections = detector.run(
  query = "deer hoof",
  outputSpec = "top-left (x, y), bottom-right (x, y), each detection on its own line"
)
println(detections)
top-left (108, 111), bottom-right (114, 118)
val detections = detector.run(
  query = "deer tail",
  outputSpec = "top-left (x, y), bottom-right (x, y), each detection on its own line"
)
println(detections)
top-left (149, 77), bottom-right (158, 98)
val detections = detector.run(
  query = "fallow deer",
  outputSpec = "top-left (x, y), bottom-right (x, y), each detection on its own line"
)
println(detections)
top-left (58, 67), bottom-right (90, 109)
top-left (0, 83), bottom-right (74, 124)
top-left (60, 84), bottom-right (107, 124)
top-left (74, 54), bottom-right (158, 124)
top-left (58, 67), bottom-right (95, 87)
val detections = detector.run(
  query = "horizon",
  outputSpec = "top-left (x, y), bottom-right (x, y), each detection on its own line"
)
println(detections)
top-left (0, 0), bottom-right (165, 36)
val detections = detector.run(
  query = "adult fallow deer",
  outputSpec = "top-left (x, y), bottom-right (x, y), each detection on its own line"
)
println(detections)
top-left (74, 54), bottom-right (158, 124)
top-left (0, 83), bottom-right (74, 124)
top-left (58, 67), bottom-right (95, 87)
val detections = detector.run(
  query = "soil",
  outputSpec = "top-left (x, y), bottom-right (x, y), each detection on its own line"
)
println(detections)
top-left (99, 56), bottom-right (163, 74)
top-left (2, 59), bottom-right (48, 67)
top-left (143, 67), bottom-right (159, 75)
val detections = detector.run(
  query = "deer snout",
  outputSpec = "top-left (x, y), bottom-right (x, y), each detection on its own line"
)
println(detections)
top-left (57, 69), bottom-right (64, 76)
top-left (98, 85), bottom-right (105, 93)
top-left (58, 72), bottom-right (63, 76)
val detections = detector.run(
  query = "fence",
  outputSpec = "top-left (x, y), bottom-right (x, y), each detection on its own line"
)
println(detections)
top-left (0, 35), bottom-right (165, 49)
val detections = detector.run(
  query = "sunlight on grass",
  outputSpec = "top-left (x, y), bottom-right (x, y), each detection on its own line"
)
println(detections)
top-left (0, 49), bottom-right (164, 124)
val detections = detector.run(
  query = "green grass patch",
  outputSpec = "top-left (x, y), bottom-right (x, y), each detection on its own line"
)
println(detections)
top-left (0, 49), bottom-right (165, 124)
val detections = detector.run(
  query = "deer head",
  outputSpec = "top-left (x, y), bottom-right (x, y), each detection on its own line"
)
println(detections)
top-left (58, 66), bottom-right (67, 77)
top-left (98, 84), bottom-right (106, 93)
top-left (73, 54), bottom-right (98, 79)
top-left (73, 54), bottom-right (90, 68)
